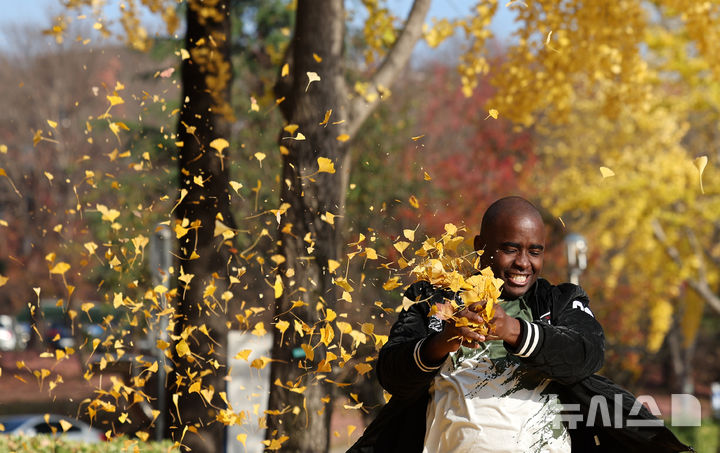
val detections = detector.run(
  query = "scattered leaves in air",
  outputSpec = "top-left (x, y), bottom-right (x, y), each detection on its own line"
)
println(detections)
top-left (485, 109), bottom-right (499, 119)
top-left (402, 224), bottom-right (504, 336)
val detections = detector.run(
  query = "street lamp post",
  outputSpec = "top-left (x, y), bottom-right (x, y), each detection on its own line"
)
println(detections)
top-left (149, 223), bottom-right (172, 441)
top-left (564, 233), bottom-right (588, 285)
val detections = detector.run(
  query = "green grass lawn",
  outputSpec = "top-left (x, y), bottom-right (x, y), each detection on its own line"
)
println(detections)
top-left (670, 418), bottom-right (720, 453)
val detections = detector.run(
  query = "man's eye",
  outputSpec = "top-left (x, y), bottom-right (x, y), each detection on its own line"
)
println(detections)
top-left (502, 248), bottom-right (517, 254)
top-left (530, 250), bottom-right (543, 256)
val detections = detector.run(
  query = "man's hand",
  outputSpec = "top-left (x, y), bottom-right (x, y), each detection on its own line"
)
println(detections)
top-left (485, 305), bottom-right (521, 348)
top-left (421, 303), bottom-right (522, 364)
top-left (421, 305), bottom-right (487, 363)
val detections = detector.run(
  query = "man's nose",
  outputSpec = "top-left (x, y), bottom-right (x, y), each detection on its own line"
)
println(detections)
top-left (514, 251), bottom-right (530, 268)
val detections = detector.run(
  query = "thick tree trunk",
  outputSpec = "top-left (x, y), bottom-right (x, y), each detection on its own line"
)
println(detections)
top-left (169, 2), bottom-right (235, 452)
top-left (265, 1), bottom-right (348, 452)
top-left (265, 1), bottom-right (431, 450)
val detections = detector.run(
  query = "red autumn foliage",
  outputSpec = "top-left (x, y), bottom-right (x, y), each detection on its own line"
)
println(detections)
top-left (396, 63), bottom-right (537, 237)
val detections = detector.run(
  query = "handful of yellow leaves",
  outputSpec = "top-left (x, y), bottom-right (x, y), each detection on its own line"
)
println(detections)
top-left (401, 223), bottom-right (505, 335)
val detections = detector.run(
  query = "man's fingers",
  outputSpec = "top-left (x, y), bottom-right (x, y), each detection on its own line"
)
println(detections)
top-left (457, 310), bottom-right (484, 324)
top-left (460, 328), bottom-right (484, 343)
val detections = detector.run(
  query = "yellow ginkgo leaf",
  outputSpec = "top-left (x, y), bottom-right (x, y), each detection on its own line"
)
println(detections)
top-left (409, 195), bottom-right (420, 209)
top-left (394, 241), bottom-right (410, 253)
top-left (273, 275), bottom-right (283, 299)
top-left (382, 276), bottom-right (402, 291)
top-left (355, 363), bottom-right (373, 375)
top-left (317, 157), bottom-right (336, 174)
top-left (319, 109), bottom-right (332, 126)
top-left (403, 229), bottom-right (416, 241)
top-left (96, 204), bottom-right (121, 222)
top-left (234, 349), bottom-right (253, 362)
top-left (322, 212), bottom-right (335, 225)
top-left (336, 134), bottom-right (350, 142)
top-left (175, 339), bottom-right (190, 357)
top-left (50, 262), bottom-right (70, 275)
top-left (599, 166), bottom-right (615, 178)
top-left (107, 95), bottom-right (124, 106)
top-left (276, 320), bottom-right (290, 343)
top-left (0, 275), bottom-right (7, 287)
top-left (210, 138), bottom-right (229, 153)
top-left (229, 181), bottom-right (243, 194)
top-left (328, 259), bottom-right (341, 273)
top-left (59, 420), bottom-right (73, 432)
top-left (252, 322), bottom-right (266, 336)
top-left (306, 71), bottom-right (321, 91)
top-left (281, 63), bottom-right (289, 77)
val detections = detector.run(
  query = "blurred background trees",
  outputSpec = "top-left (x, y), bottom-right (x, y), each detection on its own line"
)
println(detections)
top-left (1, 0), bottom-right (720, 452)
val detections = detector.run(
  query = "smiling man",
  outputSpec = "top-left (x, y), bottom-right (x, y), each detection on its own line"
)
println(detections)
top-left (349, 196), bottom-right (691, 453)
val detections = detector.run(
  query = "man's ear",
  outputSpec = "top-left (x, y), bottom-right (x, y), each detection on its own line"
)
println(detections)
top-left (473, 234), bottom-right (483, 251)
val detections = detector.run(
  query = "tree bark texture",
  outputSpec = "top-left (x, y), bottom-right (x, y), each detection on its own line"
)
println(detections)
top-left (265, 1), bottom-right (348, 452)
top-left (170, 1), bottom-right (235, 452)
top-left (265, 1), bottom-right (431, 451)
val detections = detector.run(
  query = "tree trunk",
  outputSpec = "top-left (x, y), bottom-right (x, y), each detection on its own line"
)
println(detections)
top-left (265, 0), bottom-right (431, 450)
top-left (265, 2), bottom-right (348, 451)
top-left (169, 1), bottom-right (235, 452)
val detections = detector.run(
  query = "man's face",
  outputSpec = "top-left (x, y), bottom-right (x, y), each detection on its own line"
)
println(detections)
top-left (475, 213), bottom-right (545, 300)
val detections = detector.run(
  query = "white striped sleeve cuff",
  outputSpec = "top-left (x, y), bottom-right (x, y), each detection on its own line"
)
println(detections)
top-left (512, 319), bottom-right (542, 358)
top-left (413, 338), bottom-right (443, 373)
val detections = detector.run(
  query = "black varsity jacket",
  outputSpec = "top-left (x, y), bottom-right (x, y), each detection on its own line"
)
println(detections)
top-left (348, 279), bottom-right (692, 453)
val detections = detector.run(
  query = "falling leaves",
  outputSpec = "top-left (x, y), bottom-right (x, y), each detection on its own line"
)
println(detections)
top-left (408, 195), bottom-right (419, 209)
top-left (599, 166), bottom-right (615, 178)
top-left (210, 138), bottom-right (229, 153)
top-left (305, 71), bottom-right (321, 91)
top-left (317, 157), bottom-right (336, 174)
top-left (107, 95), bottom-right (124, 106)
top-left (50, 262), bottom-right (71, 275)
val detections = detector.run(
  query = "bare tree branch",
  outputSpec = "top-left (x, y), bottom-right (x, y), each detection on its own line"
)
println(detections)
top-left (348, 0), bottom-right (432, 137)
top-left (651, 219), bottom-right (682, 266)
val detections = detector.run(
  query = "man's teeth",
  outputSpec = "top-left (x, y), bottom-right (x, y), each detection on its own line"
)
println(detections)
top-left (508, 274), bottom-right (528, 284)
